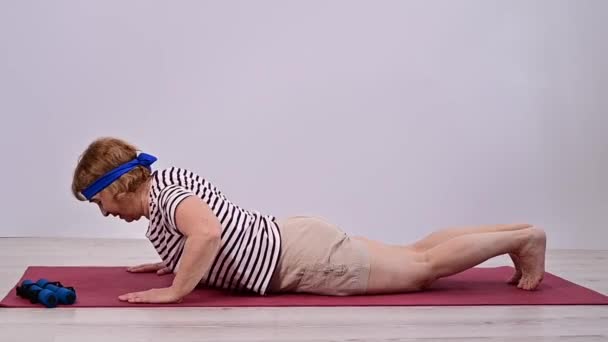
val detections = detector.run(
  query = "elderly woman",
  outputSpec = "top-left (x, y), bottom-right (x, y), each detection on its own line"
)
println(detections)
top-left (71, 137), bottom-right (546, 304)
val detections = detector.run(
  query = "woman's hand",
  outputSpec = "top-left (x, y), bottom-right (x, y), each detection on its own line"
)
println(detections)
top-left (118, 287), bottom-right (183, 304)
top-left (126, 262), bottom-right (172, 275)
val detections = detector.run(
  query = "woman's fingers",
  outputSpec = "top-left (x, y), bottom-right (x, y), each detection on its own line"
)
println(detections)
top-left (127, 262), bottom-right (164, 273)
top-left (126, 264), bottom-right (151, 272)
top-left (156, 267), bottom-right (172, 275)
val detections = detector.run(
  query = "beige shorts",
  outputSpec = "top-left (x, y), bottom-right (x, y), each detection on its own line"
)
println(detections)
top-left (268, 215), bottom-right (370, 296)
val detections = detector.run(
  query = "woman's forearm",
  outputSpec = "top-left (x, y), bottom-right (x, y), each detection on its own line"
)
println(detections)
top-left (171, 233), bottom-right (220, 297)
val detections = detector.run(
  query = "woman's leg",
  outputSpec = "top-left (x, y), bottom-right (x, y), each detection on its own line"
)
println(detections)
top-left (407, 223), bottom-right (533, 284)
top-left (407, 223), bottom-right (533, 251)
top-left (423, 227), bottom-right (546, 289)
top-left (355, 227), bottom-right (546, 294)
top-left (358, 223), bottom-right (532, 285)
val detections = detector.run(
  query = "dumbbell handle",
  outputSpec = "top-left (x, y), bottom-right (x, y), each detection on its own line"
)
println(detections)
top-left (36, 279), bottom-right (77, 305)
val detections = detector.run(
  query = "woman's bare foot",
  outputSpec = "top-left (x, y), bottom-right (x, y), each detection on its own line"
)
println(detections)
top-left (508, 253), bottom-right (523, 285)
top-left (514, 227), bottom-right (547, 290)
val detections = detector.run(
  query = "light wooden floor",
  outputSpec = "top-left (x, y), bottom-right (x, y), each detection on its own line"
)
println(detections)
top-left (0, 237), bottom-right (606, 342)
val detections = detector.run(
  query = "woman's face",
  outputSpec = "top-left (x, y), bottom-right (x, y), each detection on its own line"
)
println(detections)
top-left (90, 190), bottom-right (143, 222)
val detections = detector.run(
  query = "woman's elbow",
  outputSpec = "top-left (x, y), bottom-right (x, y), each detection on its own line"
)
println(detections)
top-left (198, 224), bottom-right (221, 242)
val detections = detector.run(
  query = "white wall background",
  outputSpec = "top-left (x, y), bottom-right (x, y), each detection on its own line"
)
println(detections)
top-left (0, 1), bottom-right (606, 249)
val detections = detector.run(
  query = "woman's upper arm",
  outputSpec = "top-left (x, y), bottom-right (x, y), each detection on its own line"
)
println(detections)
top-left (173, 195), bottom-right (222, 238)
top-left (158, 185), bottom-right (221, 238)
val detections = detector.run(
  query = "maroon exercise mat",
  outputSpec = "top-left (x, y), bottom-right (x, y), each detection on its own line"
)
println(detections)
top-left (2, 266), bottom-right (607, 308)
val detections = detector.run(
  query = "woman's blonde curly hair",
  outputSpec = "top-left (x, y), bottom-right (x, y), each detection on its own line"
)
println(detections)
top-left (72, 137), bottom-right (152, 201)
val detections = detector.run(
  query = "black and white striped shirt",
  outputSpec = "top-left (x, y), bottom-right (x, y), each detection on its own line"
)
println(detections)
top-left (145, 167), bottom-right (281, 295)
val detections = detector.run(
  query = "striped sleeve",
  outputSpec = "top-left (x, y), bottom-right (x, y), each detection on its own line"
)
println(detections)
top-left (158, 184), bottom-right (195, 235)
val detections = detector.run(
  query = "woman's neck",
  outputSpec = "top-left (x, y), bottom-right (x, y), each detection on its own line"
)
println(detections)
top-left (137, 178), bottom-right (152, 219)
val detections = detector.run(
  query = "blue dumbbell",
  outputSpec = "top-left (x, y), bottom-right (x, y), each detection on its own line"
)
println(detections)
top-left (36, 279), bottom-right (77, 305)
top-left (16, 280), bottom-right (58, 308)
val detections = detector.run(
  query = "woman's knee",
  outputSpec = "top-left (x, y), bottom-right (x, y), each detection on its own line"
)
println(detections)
top-left (408, 252), bottom-right (438, 290)
top-left (363, 246), bottom-right (436, 293)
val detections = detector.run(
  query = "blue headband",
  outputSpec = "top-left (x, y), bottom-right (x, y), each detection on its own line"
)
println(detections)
top-left (81, 152), bottom-right (157, 200)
